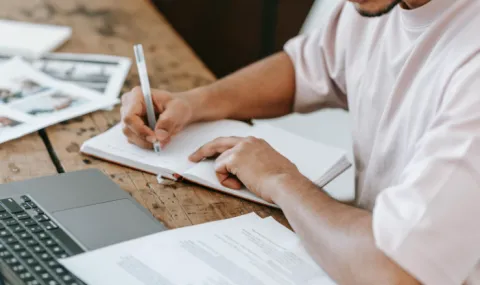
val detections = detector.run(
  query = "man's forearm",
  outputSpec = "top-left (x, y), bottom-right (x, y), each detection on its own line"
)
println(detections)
top-left (270, 174), bottom-right (420, 285)
top-left (183, 52), bottom-right (296, 122)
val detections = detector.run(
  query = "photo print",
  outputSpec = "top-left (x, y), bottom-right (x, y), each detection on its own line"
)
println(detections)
top-left (0, 77), bottom-right (50, 104)
top-left (10, 91), bottom-right (88, 116)
top-left (0, 116), bottom-right (22, 129)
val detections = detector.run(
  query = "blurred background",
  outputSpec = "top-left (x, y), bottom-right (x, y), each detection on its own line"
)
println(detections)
top-left (151, 0), bottom-right (340, 78)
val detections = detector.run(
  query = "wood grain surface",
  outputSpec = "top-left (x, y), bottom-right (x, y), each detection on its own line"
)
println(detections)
top-left (0, 0), bottom-right (288, 229)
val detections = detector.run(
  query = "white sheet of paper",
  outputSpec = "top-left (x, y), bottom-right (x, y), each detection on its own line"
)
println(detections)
top-left (60, 213), bottom-right (335, 285)
top-left (0, 58), bottom-right (118, 144)
top-left (0, 20), bottom-right (72, 59)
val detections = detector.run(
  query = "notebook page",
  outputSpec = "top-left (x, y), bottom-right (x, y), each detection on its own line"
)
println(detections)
top-left (82, 120), bottom-right (251, 175)
top-left (246, 124), bottom-right (347, 182)
top-left (183, 124), bottom-right (350, 203)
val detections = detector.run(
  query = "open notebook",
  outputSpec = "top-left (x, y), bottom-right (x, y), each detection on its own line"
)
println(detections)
top-left (81, 120), bottom-right (351, 207)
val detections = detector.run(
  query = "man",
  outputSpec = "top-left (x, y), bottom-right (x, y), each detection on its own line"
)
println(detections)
top-left (121, 0), bottom-right (480, 283)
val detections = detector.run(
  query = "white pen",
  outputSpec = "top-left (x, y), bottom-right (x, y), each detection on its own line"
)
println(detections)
top-left (133, 44), bottom-right (161, 153)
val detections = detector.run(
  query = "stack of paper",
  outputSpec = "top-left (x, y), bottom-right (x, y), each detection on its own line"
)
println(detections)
top-left (60, 213), bottom-right (336, 285)
top-left (0, 57), bottom-right (123, 144)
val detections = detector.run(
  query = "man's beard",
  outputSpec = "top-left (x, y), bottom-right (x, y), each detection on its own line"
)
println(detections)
top-left (356, 0), bottom-right (403, 17)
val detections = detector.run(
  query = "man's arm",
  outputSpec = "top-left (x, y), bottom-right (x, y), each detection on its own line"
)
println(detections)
top-left (189, 136), bottom-right (421, 285)
top-left (120, 52), bottom-right (296, 148)
top-left (184, 52), bottom-right (296, 122)
top-left (271, 175), bottom-right (420, 285)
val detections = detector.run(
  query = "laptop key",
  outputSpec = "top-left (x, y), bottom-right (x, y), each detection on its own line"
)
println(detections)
top-left (16, 212), bottom-right (30, 220)
top-left (0, 212), bottom-right (12, 219)
top-left (37, 232), bottom-right (49, 240)
top-left (45, 239), bottom-right (56, 247)
top-left (21, 202), bottom-right (31, 210)
top-left (33, 265), bottom-right (44, 273)
top-left (26, 202), bottom-right (38, 209)
top-left (25, 238), bottom-right (38, 246)
top-left (23, 219), bottom-right (36, 226)
top-left (0, 205), bottom-right (5, 212)
top-left (0, 229), bottom-right (11, 237)
top-left (20, 195), bottom-right (31, 202)
top-left (35, 214), bottom-right (50, 222)
top-left (19, 231), bottom-right (30, 239)
top-left (32, 245), bottom-right (45, 253)
top-left (5, 219), bottom-right (18, 226)
top-left (19, 271), bottom-right (33, 280)
top-left (40, 271), bottom-right (53, 280)
top-left (12, 225), bottom-right (25, 233)
top-left (0, 250), bottom-right (12, 258)
top-left (0, 198), bottom-right (24, 213)
top-left (42, 221), bottom-right (58, 230)
top-left (29, 226), bottom-right (43, 233)
top-left (52, 246), bottom-right (63, 253)
top-left (5, 257), bottom-right (19, 265)
top-left (25, 257), bottom-right (38, 265)
top-left (26, 280), bottom-right (40, 285)
top-left (11, 264), bottom-right (26, 273)
top-left (12, 243), bottom-right (23, 251)
top-left (62, 274), bottom-right (74, 282)
top-left (18, 250), bottom-right (30, 258)
top-left (40, 252), bottom-right (52, 261)
top-left (5, 236), bottom-right (17, 244)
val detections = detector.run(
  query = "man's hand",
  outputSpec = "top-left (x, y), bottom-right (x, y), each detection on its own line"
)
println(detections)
top-left (189, 136), bottom-right (303, 203)
top-left (120, 87), bottom-right (194, 149)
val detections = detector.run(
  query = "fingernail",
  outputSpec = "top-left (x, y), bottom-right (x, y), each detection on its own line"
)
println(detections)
top-left (155, 129), bottom-right (169, 140)
top-left (146, 136), bottom-right (157, 143)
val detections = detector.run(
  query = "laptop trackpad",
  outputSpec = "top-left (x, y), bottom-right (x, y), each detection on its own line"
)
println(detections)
top-left (52, 199), bottom-right (163, 251)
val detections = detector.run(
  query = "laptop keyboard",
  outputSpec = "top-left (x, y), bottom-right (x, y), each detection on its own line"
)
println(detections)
top-left (0, 195), bottom-right (84, 285)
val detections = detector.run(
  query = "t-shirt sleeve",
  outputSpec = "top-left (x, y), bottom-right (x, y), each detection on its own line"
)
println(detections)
top-left (284, 2), bottom-right (348, 113)
top-left (372, 56), bottom-right (480, 285)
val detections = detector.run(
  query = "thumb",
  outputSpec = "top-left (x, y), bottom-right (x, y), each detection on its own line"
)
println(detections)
top-left (154, 107), bottom-right (179, 143)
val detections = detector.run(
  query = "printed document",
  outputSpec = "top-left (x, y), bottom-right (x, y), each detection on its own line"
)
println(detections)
top-left (60, 214), bottom-right (336, 285)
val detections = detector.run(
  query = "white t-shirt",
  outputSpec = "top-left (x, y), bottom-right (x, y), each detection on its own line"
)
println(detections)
top-left (284, 0), bottom-right (480, 284)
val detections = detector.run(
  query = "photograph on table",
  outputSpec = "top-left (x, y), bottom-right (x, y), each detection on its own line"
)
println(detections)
top-left (0, 106), bottom-right (30, 138)
top-left (0, 57), bottom-right (118, 145)
top-left (10, 90), bottom-right (89, 116)
top-left (0, 77), bottom-right (51, 104)
top-left (0, 116), bottom-right (22, 129)
top-left (0, 53), bottom-right (131, 100)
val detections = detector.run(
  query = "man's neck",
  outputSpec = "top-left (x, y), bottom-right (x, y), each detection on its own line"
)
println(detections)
top-left (401, 0), bottom-right (431, 9)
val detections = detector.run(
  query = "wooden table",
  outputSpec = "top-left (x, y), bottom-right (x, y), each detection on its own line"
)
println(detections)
top-left (0, 0), bottom-right (287, 229)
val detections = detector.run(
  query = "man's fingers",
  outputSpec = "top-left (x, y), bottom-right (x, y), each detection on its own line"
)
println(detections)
top-left (216, 173), bottom-right (243, 189)
top-left (154, 107), bottom-right (181, 143)
top-left (123, 126), bottom-right (153, 149)
top-left (214, 149), bottom-right (242, 189)
top-left (123, 115), bottom-right (156, 139)
top-left (189, 137), bottom-right (242, 162)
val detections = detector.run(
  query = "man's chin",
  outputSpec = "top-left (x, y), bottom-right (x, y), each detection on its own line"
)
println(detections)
top-left (354, 0), bottom-right (403, 17)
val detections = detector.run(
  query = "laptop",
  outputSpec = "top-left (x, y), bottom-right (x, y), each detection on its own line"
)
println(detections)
top-left (0, 169), bottom-right (167, 285)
